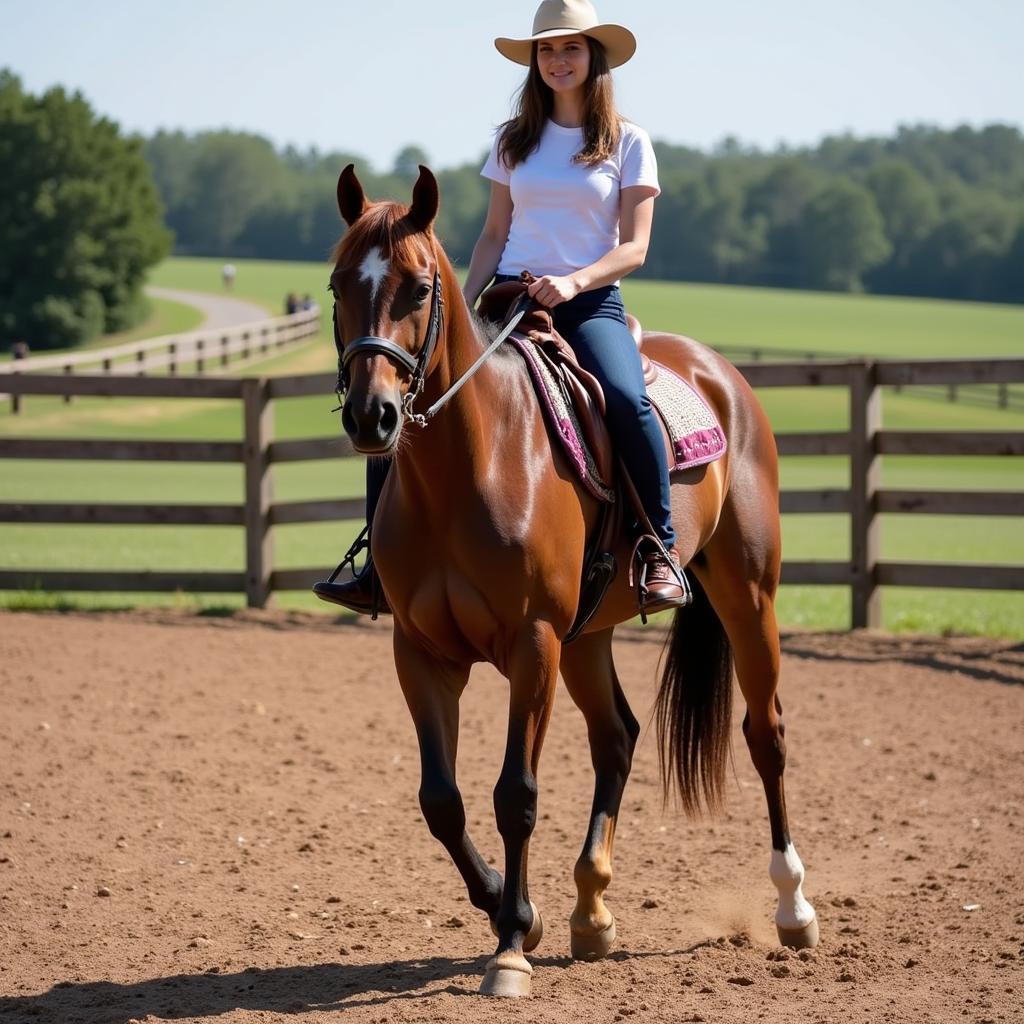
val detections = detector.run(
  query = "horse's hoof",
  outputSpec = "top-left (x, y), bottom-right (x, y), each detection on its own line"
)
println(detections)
top-left (479, 951), bottom-right (532, 998)
top-left (489, 901), bottom-right (543, 953)
top-left (570, 918), bottom-right (617, 961)
top-left (777, 914), bottom-right (819, 949)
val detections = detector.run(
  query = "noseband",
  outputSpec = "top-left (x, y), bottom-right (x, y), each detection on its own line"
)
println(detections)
top-left (333, 271), bottom-right (444, 419)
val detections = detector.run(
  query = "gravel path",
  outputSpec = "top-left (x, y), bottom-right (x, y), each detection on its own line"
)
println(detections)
top-left (146, 287), bottom-right (271, 330)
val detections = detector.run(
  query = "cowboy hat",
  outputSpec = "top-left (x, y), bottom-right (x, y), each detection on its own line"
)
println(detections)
top-left (495, 0), bottom-right (636, 69)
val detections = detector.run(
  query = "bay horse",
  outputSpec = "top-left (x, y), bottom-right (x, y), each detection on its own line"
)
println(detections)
top-left (329, 164), bottom-right (818, 998)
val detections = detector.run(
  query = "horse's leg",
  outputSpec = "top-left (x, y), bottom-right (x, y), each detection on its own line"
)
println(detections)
top-left (480, 620), bottom-right (561, 998)
top-left (559, 628), bottom-right (639, 961)
top-left (695, 509), bottom-right (819, 949)
top-left (393, 628), bottom-right (504, 927)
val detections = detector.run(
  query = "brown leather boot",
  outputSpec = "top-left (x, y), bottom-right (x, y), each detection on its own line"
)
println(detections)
top-left (640, 546), bottom-right (691, 615)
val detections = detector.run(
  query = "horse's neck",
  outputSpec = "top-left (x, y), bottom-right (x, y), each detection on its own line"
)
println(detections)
top-left (397, 286), bottom-right (521, 501)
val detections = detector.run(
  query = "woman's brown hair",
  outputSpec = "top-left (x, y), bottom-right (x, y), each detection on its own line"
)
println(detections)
top-left (497, 37), bottom-right (621, 169)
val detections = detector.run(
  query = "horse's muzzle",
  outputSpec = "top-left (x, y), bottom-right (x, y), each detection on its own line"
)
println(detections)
top-left (342, 392), bottom-right (401, 453)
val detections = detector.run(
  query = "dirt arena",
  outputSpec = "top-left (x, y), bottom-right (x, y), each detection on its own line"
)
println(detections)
top-left (0, 610), bottom-right (1021, 1024)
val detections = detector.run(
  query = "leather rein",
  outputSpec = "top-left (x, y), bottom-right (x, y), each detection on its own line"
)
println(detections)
top-left (333, 271), bottom-right (526, 428)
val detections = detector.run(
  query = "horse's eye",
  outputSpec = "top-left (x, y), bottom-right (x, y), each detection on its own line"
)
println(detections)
top-left (415, 283), bottom-right (431, 302)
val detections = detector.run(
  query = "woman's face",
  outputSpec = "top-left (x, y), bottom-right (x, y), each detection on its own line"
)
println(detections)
top-left (535, 34), bottom-right (591, 95)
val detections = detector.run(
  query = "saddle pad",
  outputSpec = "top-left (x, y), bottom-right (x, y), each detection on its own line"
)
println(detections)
top-left (646, 362), bottom-right (728, 470)
top-left (508, 336), bottom-right (727, 501)
top-left (509, 335), bottom-right (615, 503)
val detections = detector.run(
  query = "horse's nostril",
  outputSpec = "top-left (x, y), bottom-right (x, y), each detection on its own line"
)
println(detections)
top-left (341, 402), bottom-right (356, 437)
top-left (381, 401), bottom-right (399, 436)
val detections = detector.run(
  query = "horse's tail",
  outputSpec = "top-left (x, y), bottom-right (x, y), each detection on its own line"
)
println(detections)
top-left (654, 574), bottom-right (733, 816)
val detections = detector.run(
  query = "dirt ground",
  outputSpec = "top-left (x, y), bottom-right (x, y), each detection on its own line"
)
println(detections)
top-left (0, 610), bottom-right (1021, 1024)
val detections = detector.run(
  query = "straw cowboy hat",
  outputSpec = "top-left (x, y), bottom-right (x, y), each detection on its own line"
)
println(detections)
top-left (495, 0), bottom-right (637, 69)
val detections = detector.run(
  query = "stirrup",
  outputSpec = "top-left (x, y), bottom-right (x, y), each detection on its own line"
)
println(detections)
top-left (628, 535), bottom-right (692, 624)
top-left (325, 525), bottom-right (370, 585)
top-left (313, 526), bottom-right (389, 619)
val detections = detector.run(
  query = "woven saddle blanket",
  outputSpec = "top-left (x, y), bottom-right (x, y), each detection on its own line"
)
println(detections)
top-left (507, 333), bottom-right (727, 503)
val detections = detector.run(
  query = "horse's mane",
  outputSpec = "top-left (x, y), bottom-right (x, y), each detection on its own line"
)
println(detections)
top-left (331, 202), bottom-right (434, 272)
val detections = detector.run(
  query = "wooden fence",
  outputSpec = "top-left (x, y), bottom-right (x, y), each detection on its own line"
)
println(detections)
top-left (1, 356), bottom-right (1022, 628)
top-left (0, 307), bottom-right (321, 413)
top-left (717, 343), bottom-right (1023, 412)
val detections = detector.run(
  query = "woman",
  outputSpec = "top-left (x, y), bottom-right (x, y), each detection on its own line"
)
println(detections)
top-left (315, 0), bottom-right (686, 615)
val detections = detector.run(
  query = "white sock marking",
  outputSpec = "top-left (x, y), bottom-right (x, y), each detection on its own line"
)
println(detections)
top-left (769, 843), bottom-right (816, 930)
top-left (359, 247), bottom-right (390, 307)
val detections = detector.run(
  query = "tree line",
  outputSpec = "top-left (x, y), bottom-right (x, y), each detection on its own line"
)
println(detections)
top-left (147, 124), bottom-right (1024, 304)
top-left (3, 66), bottom-right (1021, 352)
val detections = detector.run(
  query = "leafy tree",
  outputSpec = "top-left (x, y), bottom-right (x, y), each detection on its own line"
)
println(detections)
top-left (865, 160), bottom-right (938, 261)
top-left (745, 160), bottom-right (822, 287)
top-left (0, 70), bottom-right (171, 349)
top-left (800, 181), bottom-right (891, 291)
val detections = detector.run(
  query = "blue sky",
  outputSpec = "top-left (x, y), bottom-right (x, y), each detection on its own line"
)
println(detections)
top-left (3, 0), bottom-right (1021, 173)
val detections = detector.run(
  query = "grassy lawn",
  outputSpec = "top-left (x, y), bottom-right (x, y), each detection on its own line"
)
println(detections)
top-left (2, 258), bottom-right (1021, 635)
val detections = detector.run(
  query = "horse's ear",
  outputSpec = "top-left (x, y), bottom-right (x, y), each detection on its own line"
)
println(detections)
top-left (337, 164), bottom-right (367, 226)
top-left (409, 165), bottom-right (439, 231)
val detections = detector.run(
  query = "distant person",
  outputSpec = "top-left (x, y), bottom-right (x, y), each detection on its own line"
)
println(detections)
top-left (222, 263), bottom-right (236, 290)
top-left (12, 340), bottom-right (29, 360)
top-left (301, 293), bottom-right (315, 311)
top-left (285, 292), bottom-right (299, 315)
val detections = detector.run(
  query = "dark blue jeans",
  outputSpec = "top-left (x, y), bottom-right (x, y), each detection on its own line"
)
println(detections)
top-left (362, 279), bottom-right (676, 549)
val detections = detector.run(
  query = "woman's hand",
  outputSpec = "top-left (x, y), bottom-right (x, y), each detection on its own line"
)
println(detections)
top-left (527, 274), bottom-right (581, 308)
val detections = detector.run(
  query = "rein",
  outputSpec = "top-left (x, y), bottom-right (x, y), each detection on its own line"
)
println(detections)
top-left (334, 273), bottom-right (527, 428)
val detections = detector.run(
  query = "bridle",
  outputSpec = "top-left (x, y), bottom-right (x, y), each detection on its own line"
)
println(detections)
top-left (333, 269), bottom-right (444, 423)
top-left (332, 267), bottom-right (527, 429)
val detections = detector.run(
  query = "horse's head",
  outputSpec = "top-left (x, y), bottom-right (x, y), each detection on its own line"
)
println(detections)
top-left (329, 163), bottom-right (442, 454)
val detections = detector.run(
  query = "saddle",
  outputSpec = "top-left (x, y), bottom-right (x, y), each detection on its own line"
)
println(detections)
top-left (477, 276), bottom-right (727, 639)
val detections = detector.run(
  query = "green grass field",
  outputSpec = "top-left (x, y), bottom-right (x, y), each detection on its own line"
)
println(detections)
top-left (2, 256), bottom-right (1022, 635)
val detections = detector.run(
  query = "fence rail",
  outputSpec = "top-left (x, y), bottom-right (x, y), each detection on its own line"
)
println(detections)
top-left (1, 355), bottom-right (1022, 628)
top-left (1, 308), bottom-right (321, 412)
top-left (717, 344), bottom-right (1023, 411)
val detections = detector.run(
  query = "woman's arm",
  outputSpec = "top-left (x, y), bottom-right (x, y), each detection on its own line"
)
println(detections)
top-left (462, 182), bottom-right (514, 307)
top-left (526, 185), bottom-right (657, 307)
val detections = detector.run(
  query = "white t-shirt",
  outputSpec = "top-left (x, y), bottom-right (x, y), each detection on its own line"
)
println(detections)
top-left (481, 119), bottom-right (660, 280)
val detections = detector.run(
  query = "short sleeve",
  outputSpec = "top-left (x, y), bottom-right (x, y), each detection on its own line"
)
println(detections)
top-left (620, 124), bottom-right (660, 197)
top-left (481, 132), bottom-right (511, 186)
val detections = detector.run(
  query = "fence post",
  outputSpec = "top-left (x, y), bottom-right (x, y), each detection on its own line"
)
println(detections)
top-left (242, 378), bottom-right (274, 608)
top-left (849, 361), bottom-right (881, 628)
top-left (168, 342), bottom-right (177, 375)
top-left (196, 338), bottom-right (205, 374)
top-left (63, 364), bottom-right (73, 404)
top-left (10, 370), bottom-right (20, 415)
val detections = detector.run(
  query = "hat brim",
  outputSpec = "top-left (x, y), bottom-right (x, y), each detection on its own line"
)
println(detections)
top-left (494, 24), bottom-right (636, 69)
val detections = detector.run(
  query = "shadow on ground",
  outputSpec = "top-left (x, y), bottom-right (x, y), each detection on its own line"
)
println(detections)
top-left (0, 944), bottom-right (717, 1023)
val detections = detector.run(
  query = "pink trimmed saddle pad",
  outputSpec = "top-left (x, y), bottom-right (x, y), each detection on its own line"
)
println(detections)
top-left (509, 336), bottom-right (727, 502)
top-left (646, 361), bottom-right (728, 470)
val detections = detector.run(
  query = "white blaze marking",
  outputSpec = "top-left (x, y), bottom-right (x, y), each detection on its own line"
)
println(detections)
top-left (769, 843), bottom-right (816, 929)
top-left (359, 247), bottom-right (390, 307)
